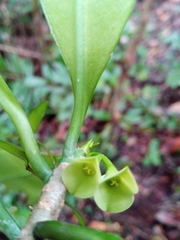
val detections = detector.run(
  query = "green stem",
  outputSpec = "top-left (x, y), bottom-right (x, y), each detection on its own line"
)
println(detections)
top-left (37, 140), bottom-right (56, 166)
top-left (0, 201), bottom-right (21, 240)
top-left (61, 98), bottom-right (86, 162)
top-left (98, 154), bottom-right (117, 174)
top-left (0, 75), bottom-right (52, 182)
top-left (61, 0), bottom-right (88, 162)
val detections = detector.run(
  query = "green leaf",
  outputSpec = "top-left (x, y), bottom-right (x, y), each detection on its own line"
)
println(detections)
top-left (28, 101), bottom-right (48, 133)
top-left (0, 139), bottom-right (60, 169)
top-left (0, 75), bottom-right (52, 182)
top-left (0, 201), bottom-right (21, 240)
top-left (0, 150), bottom-right (43, 204)
top-left (65, 201), bottom-right (86, 227)
top-left (33, 221), bottom-right (123, 240)
top-left (0, 140), bottom-right (27, 161)
top-left (143, 138), bottom-right (161, 166)
top-left (166, 67), bottom-right (180, 89)
top-left (41, 0), bottom-right (135, 115)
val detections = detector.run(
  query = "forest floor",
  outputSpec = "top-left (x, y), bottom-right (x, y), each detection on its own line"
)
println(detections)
top-left (1, 0), bottom-right (180, 239)
top-left (38, 1), bottom-right (180, 239)
top-left (64, 1), bottom-right (180, 239)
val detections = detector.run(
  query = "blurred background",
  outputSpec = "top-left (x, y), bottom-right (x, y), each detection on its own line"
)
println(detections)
top-left (0, 0), bottom-right (180, 239)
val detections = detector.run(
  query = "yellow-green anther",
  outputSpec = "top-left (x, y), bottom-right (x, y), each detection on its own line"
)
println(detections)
top-left (82, 163), bottom-right (96, 176)
top-left (108, 177), bottom-right (120, 187)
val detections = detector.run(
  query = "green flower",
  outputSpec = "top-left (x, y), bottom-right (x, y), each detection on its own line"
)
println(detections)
top-left (62, 156), bottom-right (101, 198)
top-left (94, 166), bottom-right (138, 213)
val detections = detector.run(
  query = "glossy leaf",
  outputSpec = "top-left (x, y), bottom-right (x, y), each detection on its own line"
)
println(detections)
top-left (0, 139), bottom-right (60, 169)
top-left (33, 221), bottom-right (123, 240)
top-left (41, 0), bottom-right (135, 114)
top-left (28, 101), bottom-right (48, 133)
top-left (41, 0), bottom-right (135, 161)
top-left (62, 156), bottom-right (101, 198)
top-left (0, 150), bottom-right (43, 204)
top-left (0, 75), bottom-right (52, 182)
top-left (0, 201), bottom-right (21, 240)
top-left (94, 167), bottom-right (138, 213)
top-left (0, 140), bottom-right (27, 161)
top-left (65, 201), bottom-right (86, 227)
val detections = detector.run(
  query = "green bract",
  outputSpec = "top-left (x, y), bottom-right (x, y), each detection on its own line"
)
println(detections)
top-left (73, 140), bottom-right (98, 158)
top-left (62, 156), bottom-right (101, 198)
top-left (94, 166), bottom-right (138, 213)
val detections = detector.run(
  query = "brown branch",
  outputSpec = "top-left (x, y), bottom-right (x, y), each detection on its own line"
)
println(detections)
top-left (124, 0), bottom-right (155, 66)
top-left (0, 44), bottom-right (41, 60)
top-left (19, 162), bottom-right (68, 240)
top-left (110, 0), bottom-right (155, 123)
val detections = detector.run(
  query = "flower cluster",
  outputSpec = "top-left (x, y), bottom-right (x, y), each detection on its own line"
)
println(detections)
top-left (62, 143), bottom-right (138, 213)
